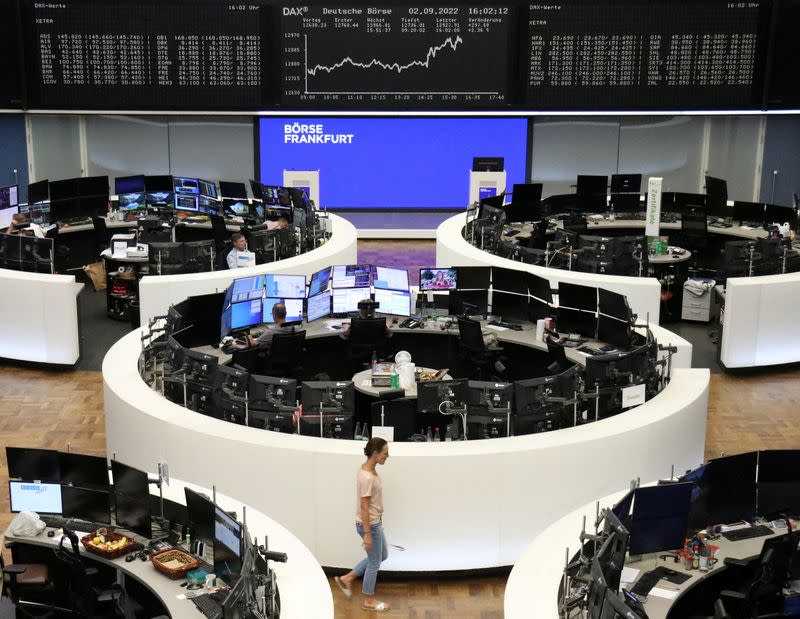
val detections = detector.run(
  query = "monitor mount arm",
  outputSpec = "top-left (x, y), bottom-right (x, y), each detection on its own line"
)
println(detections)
top-left (438, 400), bottom-right (468, 440)
top-left (480, 392), bottom-right (513, 438)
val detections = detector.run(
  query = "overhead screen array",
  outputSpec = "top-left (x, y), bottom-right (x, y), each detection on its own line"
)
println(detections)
top-left (0, 0), bottom-right (798, 111)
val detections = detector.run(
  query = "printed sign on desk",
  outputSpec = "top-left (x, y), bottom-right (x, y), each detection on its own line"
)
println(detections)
top-left (645, 177), bottom-right (663, 238)
top-left (372, 426), bottom-right (395, 442)
top-left (479, 187), bottom-right (497, 201)
top-left (621, 384), bottom-right (646, 409)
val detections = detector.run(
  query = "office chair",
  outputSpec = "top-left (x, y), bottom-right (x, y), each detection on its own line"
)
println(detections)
top-left (347, 317), bottom-right (390, 371)
top-left (546, 339), bottom-right (571, 373)
top-left (209, 214), bottom-right (231, 255)
top-left (260, 329), bottom-right (306, 379)
top-left (1, 547), bottom-right (66, 617)
top-left (719, 532), bottom-right (797, 618)
top-left (562, 215), bottom-right (588, 234)
top-left (370, 398), bottom-right (416, 442)
top-left (457, 317), bottom-right (500, 380)
top-left (91, 216), bottom-right (112, 257)
top-left (218, 245), bottom-right (233, 270)
top-left (231, 347), bottom-right (261, 373)
top-left (526, 220), bottom-right (549, 250)
top-left (681, 208), bottom-right (709, 259)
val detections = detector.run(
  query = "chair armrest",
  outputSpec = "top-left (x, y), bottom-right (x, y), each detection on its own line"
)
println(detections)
top-left (85, 567), bottom-right (99, 577)
top-left (3, 565), bottom-right (27, 575)
top-left (723, 556), bottom-right (756, 569)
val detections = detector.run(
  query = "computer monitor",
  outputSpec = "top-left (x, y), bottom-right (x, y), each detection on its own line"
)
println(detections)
top-left (300, 382), bottom-right (355, 438)
top-left (732, 200), bottom-right (765, 224)
top-left (119, 193), bottom-right (146, 212)
top-left (598, 316), bottom-right (632, 351)
top-left (705, 175), bottom-right (728, 219)
top-left (144, 175), bottom-right (174, 193)
top-left (48, 178), bottom-right (79, 202)
top-left (214, 506), bottom-right (242, 586)
top-left (174, 194), bottom-right (199, 212)
top-left (307, 291), bottom-right (331, 322)
top-left (332, 264), bottom-right (371, 289)
top-left (148, 242), bottom-right (184, 275)
top-left (585, 558), bottom-right (608, 619)
top-left (599, 289), bottom-right (631, 322)
top-left (491, 291), bottom-right (529, 323)
top-left (629, 483), bottom-right (693, 556)
top-left (115, 175), bottom-right (145, 195)
top-left (9, 481), bottom-right (63, 514)
top-left (576, 175), bottom-right (608, 213)
top-left (492, 266), bottom-right (528, 295)
top-left (611, 490), bottom-right (634, 523)
top-left (419, 268), bottom-right (457, 291)
top-left (610, 174), bottom-right (642, 194)
top-left (184, 487), bottom-right (215, 543)
top-left (184, 349), bottom-right (218, 383)
top-left (599, 590), bottom-right (640, 619)
top-left (609, 193), bottom-right (642, 214)
top-left (248, 377), bottom-right (297, 432)
top-left (472, 156), bottom-right (504, 172)
top-left (19, 237), bottom-right (54, 273)
top-left (558, 282), bottom-right (597, 311)
top-left (77, 175), bottom-right (108, 197)
top-left (332, 288), bottom-right (368, 315)
top-left (111, 460), bottom-right (149, 499)
top-left (373, 266), bottom-right (409, 292)
top-left (448, 289), bottom-right (489, 317)
top-left (527, 273), bottom-right (553, 305)
top-left (182, 240), bottom-right (215, 272)
top-left (467, 381), bottom-right (514, 417)
top-left (230, 275), bottom-right (265, 304)
top-left (114, 499), bottom-right (152, 538)
top-left (757, 449), bottom-right (800, 516)
top-left (513, 373), bottom-right (571, 432)
top-left (223, 198), bottom-right (250, 217)
top-left (456, 266), bottom-right (491, 290)
top-left (229, 299), bottom-right (263, 331)
top-left (479, 203), bottom-right (505, 225)
top-left (173, 177), bottom-right (200, 195)
top-left (507, 183), bottom-right (543, 223)
top-left (198, 179), bottom-right (217, 199)
top-left (374, 289), bottom-right (411, 317)
top-left (417, 379), bottom-right (468, 414)
top-left (197, 196), bottom-right (218, 216)
top-left (764, 203), bottom-right (796, 226)
top-left (61, 486), bottom-right (111, 524)
top-left (263, 297), bottom-right (303, 323)
top-left (309, 267), bottom-right (331, 297)
top-left (28, 179), bottom-right (49, 204)
top-left (6, 447), bottom-right (60, 482)
top-left (146, 191), bottom-right (172, 206)
top-left (59, 453), bottom-right (109, 490)
top-left (219, 181), bottom-right (248, 199)
top-left (264, 274), bottom-right (306, 299)
top-left (0, 184), bottom-right (19, 209)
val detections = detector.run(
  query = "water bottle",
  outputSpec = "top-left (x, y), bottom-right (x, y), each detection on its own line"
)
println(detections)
top-left (426, 427), bottom-right (432, 442)
top-left (371, 350), bottom-right (378, 372)
top-left (354, 422), bottom-right (362, 440)
top-left (362, 425), bottom-right (369, 441)
top-left (445, 428), bottom-right (453, 442)
top-left (433, 427), bottom-right (441, 442)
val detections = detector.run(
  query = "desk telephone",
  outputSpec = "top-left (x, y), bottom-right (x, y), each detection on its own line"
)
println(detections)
top-left (400, 318), bottom-right (422, 329)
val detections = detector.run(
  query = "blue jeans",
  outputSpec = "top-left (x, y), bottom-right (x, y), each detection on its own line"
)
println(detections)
top-left (353, 521), bottom-right (388, 596)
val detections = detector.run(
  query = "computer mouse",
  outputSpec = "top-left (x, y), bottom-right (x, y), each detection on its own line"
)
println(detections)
top-left (47, 530), bottom-right (55, 538)
top-left (125, 553), bottom-right (136, 562)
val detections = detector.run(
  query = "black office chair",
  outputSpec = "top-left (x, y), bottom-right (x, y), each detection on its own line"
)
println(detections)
top-left (526, 220), bottom-right (549, 250)
top-left (681, 208), bottom-right (709, 258)
top-left (562, 215), bottom-right (588, 234)
top-left (260, 329), bottom-right (306, 379)
top-left (347, 317), bottom-right (390, 371)
top-left (1, 546), bottom-right (64, 617)
top-left (546, 338), bottom-right (571, 373)
top-left (457, 317), bottom-right (500, 380)
top-left (218, 245), bottom-right (234, 270)
top-left (719, 532), bottom-right (797, 619)
top-left (209, 215), bottom-right (231, 255)
top-left (370, 398), bottom-right (415, 442)
top-left (91, 216), bottom-right (112, 258)
top-left (231, 346), bottom-right (260, 373)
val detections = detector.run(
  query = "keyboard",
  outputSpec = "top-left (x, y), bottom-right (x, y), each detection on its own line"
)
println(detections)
top-left (191, 594), bottom-right (223, 619)
top-left (631, 568), bottom-right (667, 597)
top-left (41, 516), bottom-right (107, 532)
top-left (487, 320), bottom-right (523, 331)
top-left (721, 524), bottom-right (773, 542)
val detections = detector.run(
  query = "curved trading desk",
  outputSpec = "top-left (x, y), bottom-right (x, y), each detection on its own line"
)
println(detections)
top-left (3, 477), bottom-right (332, 619)
top-left (104, 314), bottom-right (706, 572)
top-left (0, 268), bottom-right (83, 365)
top-left (138, 214), bottom-right (357, 324)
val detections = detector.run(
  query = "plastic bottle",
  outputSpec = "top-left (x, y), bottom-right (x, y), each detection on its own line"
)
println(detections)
top-left (426, 427), bottom-right (432, 442)
top-left (433, 427), bottom-right (441, 442)
top-left (354, 422), bottom-right (362, 440)
top-left (445, 428), bottom-right (453, 442)
top-left (371, 350), bottom-right (378, 371)
top-left (362, 425), bottom-right (369, 441)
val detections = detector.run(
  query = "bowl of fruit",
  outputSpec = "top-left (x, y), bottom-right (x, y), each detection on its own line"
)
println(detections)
top-left (81, 528), bottom-right (137, 559)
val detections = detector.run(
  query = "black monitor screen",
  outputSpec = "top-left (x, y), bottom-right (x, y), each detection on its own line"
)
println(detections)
top-left (472, 157), bottom-right (504, 172)
top-left (456, 266), bottom-right (490, 290)
top-left (111, 460), bottom-right (149, 500)
top-left (764, 203), bottom-right (796, 226)
top-left (598, 315), bottom-right (631, 351)
top-left (629, 483), bottom-right (693, 556)
top-left (492, 267), bottom-right (527, 295)
top-left (219, 181), bottom-right (248, 199)
top-left (59, 453), bottom-right (108, 490)
top-left (448, 290), bottom-right (489, 317)
top-left (144, 175), bottom-right (174, 193)
top-left (61, 486), bottom-right (111, 524)
top-left (559, 282), bottom-right (597, 312)
top-left (28, 180), bottom-right (49, 204)
top-left (528, 273), bottom-right (553, 304)
top-left (185, 487), bottom-right (215, 544)
top-left (6, 447), bottom-right (60, 482)
top-left (732, 201), bottom-right (765, 223)
top-left (49, 178), bottom-right (79, 202)
top-left (599, 289), bottom-right (630, 322)
top-left (612, 491), bottom-right (634, 522)
top-left (115, 175), bottom-right (145, 195)
top-left (417, 379), bottom-right (468, 413)
top-left (705, 175), bottom-right (728, 218)
top-left (557, 307), bottom-right (597, 339)
top-left (115, 493), bottom-right (152, 538)
top-left (214, 506), bottom-right (242, 586)
top-left (78, 176), bottom-right (109, 197)
top-left (757, 450), bottom-right (800, 516)
top-left (576, 175), bottom-right (608, 213)
top-left (706, 452), bottom-right (757, 524)
top-left (491, 292), bottom-right (529, 323)
top-left (308, 267), bottom-right (331, 297)
top-left (610, 174), bottom-right (642, 194)
top-left (508, 183), bottom-right (543, 223)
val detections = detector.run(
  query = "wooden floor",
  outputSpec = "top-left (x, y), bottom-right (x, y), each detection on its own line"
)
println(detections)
top-left (1, 239), bottom-right (800, 617)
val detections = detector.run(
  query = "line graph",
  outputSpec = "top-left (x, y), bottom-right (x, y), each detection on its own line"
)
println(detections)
top-left (281, 5), bottom-right (512, 107)
top-left (306, 35), bottom-right (464, 77)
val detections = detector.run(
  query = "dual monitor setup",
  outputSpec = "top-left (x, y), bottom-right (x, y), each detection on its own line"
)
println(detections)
top-left (565, 449), bottom-right (800, 618)
top-left (6, 446), bottom-right (280, 618)
top-left (0, 232), bottom-right (54, 273)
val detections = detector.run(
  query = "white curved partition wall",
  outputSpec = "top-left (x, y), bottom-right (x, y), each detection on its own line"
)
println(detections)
top-left (0, 269), bottom-right (83, 364)
top-left (720, 271), bottom-right (800, 368)
top-left (138, 213), bottom-right (358, 324)
top-left (104, 322), bottom-right (707, 571)
top-left (436, 214), bottom-right (664, 324)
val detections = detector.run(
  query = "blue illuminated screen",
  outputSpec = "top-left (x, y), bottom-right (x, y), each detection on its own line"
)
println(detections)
top-left (259, 118), bottom-right (528, 209)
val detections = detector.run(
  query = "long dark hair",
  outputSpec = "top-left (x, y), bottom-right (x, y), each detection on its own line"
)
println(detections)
top-left (364, 437), bottom-right (387, 458)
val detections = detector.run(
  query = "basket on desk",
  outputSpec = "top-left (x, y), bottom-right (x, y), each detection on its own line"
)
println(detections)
top-left (80, 531), bottom-right (137, 560)
top-left (150, 548), bottom-right (201, 579)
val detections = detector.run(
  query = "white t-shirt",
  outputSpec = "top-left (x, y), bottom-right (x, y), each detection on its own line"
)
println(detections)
top-left (355, 469), bottom-right (383, 525)
top-left (227, 247), bottom-right (256, 269)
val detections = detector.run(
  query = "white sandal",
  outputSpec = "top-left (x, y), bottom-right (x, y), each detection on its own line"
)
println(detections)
top-left (362, 601), bottom-right (391, 612)
top-left (334, 576), bottom-right (352, 599)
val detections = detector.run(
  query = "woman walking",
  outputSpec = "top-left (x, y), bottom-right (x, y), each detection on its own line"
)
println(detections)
top-left (335, 437), bottom-right (391, 612)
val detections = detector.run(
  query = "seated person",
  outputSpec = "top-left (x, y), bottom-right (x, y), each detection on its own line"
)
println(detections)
top-left (252, 216), bottom-right (289, 232)
top-left (341, 298), bottom-right (392, 339)
top-left (226, 232), bottom-right (256, 269)
top-left (5, 213), bottom-right (44, 238)
top-left (240, 302), bottom-right (295, 349)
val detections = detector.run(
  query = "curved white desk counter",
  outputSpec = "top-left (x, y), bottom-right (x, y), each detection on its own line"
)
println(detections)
top-left (720, 271), bottom-right (800, 368)
top-left (105, 318), bottom-right (706, 571)
top-left (436, 214), bottom-right (664, 324)
top-left (3, 476), bottom-right (332, 619)
top-left (138, 214), bottom-right (358, 324)
top-left (0, 268), bottom-right (83, 365)
top-left (505, 487), bottom-right (630, 618)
